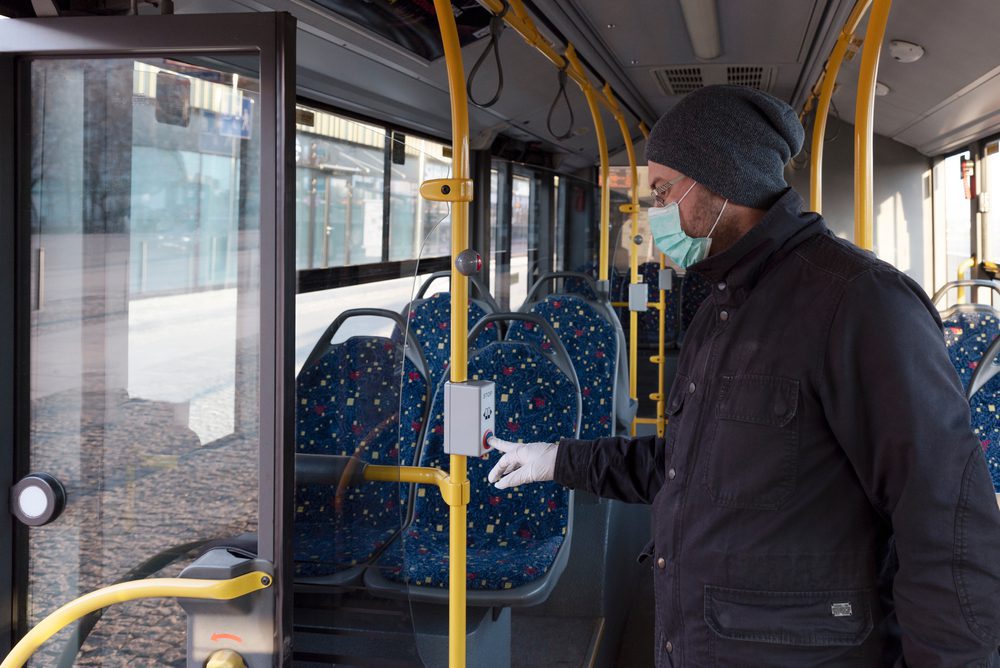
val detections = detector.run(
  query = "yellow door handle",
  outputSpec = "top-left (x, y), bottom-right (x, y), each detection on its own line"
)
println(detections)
top-left (1, 571), bottom-right (271, 668)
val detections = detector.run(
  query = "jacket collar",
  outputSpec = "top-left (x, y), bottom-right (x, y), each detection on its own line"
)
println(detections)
top-left (689, 188), bottom-right (826, 289)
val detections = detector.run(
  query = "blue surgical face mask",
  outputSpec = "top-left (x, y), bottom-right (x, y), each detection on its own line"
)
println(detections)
top-left (648, 182), bottom-right (728, 269)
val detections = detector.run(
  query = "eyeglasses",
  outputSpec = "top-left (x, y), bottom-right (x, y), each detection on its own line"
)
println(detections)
top-left (649, 175), bottom-right (685, 207)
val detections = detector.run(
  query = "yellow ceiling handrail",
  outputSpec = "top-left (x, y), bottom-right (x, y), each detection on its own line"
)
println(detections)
top-left (802, 0), bottom-right (873, 213)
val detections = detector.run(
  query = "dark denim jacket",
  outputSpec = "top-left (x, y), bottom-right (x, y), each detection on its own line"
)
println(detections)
top-left (555, 189), bottom-right (1000, 666)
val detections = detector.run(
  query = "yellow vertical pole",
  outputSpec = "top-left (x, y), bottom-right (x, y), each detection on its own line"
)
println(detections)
top-left (566, 45), bottom-right (610, 283)
top-left (853, 0), bottom-right (892, 250)
top-left (430, 1), bottom-right (470, 665)
top-left (603, 85), bottom-right (640, 431)
top-left (807, 0), bottom-right (872, 213)
top-left (655, 254), bottom-right (666, 437)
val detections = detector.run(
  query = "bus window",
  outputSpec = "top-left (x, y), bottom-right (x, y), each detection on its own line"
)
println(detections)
top-left (984, 141), bottom-right (1000, 267)
top-left (940, 151), bottom-right (974, 283)
top-left (510, 174), bottom-right (531, 308)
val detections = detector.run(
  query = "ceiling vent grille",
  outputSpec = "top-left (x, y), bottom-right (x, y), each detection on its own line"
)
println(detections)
top-left (727, 66), bottom-right (765, 88)
top-left (652, 65), bottom-right (777, 96)
top-left (654, 67), bottom-right (704, 96)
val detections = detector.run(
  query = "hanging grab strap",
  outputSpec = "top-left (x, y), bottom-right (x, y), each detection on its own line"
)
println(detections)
top-left (547, 66), bottom-right (575, 140)
top-left (466, 2), bottom-right (510, 109)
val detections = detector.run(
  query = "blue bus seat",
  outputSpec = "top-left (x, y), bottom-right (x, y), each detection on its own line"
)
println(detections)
top-left (964, 335), bottom-right (1000, 492)
top-left (365, 313), bottom-right (581, 606)
top-left (509, 294), bottom-right (624, 438)
top-left (941, 307), bottom-right (1000, 389)
top-left (294, 309), bottom-right (431, 583)
top-left (394, 272), bottom-right (500, 389)
top-left (679, 270), bottom-right (713, 341)
top-left (521, 272), bottom-right (636, 432)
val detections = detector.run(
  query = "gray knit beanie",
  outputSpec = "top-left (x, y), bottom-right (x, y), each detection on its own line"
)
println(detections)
top-left (645, 85), bottom-right (804, 209)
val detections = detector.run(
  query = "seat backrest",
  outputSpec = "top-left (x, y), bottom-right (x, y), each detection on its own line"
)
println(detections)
top-left (395, 292), bottom-right (499, 389)
top-left (943, 308), bottom-right (1000, 390)
top-left (680, 270), bottom-right (713, 340)
top-left (295, 310), bottom-right (431, 575)
top-left (407, 315), bottom-right (581, 587)
top-left (507, 294), bottom-right (620, 439)
top-left (965, 336), bottom-right (1000, 492)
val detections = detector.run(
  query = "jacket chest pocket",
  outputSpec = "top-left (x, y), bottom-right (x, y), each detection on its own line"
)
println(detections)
top-left (704, 374), bottom-right (799, 510)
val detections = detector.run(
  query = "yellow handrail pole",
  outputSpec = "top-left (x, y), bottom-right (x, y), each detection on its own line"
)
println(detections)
top-left (956, 256), bottom-right (977, 302)
top-left (655, 254), bottom-right (667, 436)
top-left (430, 1), bottom-right (472, 665)
top-left (853, 0), bottom-right (892, 250)
top-left (476, 0), bottom-right (617, 116)
top-left (638, 122), bottom-right (650, 140)
top-left (803, 0), bottom-right (872, 213)
top-left (1, 573), bottom-right (271, 668)
top-left (565, 45), bottom-right (610, 283)
top-left (603, 84), bottom-right (642, 432)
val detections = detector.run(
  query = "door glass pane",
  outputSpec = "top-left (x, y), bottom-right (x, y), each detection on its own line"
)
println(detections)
top-left (27, 57), bottom-right (261, 665)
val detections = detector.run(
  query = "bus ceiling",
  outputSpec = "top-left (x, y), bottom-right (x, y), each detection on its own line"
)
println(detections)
top-left (5, 0), bottom-right (1000, 160)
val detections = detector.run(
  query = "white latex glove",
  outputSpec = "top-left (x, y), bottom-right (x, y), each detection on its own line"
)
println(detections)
top-left (487, 436), bottom-right (558, 489)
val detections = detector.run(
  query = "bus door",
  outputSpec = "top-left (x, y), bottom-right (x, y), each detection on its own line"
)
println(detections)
top-left (0, 14), bottom-right (296, 666)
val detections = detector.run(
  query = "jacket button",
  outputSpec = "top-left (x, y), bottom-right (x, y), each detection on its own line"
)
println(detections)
top-left (657, 557), bottom-right (666, 569)
top-left (719, 310), bottom-right (729, 321)
top-left (667, 468), bottom-right (676, 480)
top-left (717, 281), bottom-right (726, 291)
top-left (665, 640), bottom-right (673, 654)
top-left (687, 382), bottom-right (696, 394)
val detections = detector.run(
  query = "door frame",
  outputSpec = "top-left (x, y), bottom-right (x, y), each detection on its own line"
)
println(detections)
top-left (0, 13), bottom-right (296, 663)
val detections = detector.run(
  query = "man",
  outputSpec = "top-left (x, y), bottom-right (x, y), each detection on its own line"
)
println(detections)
top-left (487, 85), bottom-right (1000, 666)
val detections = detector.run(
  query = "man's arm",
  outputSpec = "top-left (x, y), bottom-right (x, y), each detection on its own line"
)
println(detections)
top-left (820, 268), bottom-right (1000, 664)
top-left (553, 434), bottom-right (666, 504)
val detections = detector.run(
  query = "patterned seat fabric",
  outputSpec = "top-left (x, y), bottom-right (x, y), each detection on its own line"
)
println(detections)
top-left (507, 295), bottom-right (618, 439)
top-left (395, 293), bottom-right (497, 389)
top-left (942, 311), bottom-right (1000, 390)
top-left (679, 271), bottom-right (713, 341)
top-left (376, 341), bottom-right (579, 591)
top-left (294, 336), bottom-right (429, 577)
top-left (969, 373), bottom-right (1000, 492)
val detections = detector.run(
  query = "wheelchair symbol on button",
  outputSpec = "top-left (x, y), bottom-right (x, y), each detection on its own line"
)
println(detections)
top-left (483, 407), bottom-right (493, 420)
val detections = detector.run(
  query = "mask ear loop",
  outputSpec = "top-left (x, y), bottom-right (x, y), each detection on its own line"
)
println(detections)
top-left (706, 199), bottom-right (728, 238)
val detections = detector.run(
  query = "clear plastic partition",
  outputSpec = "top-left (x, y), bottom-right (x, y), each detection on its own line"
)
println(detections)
top-left (291, 109), bottom-right (453, 663)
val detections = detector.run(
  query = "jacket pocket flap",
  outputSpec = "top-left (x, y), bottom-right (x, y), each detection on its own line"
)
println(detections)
top-left (717, 375), bottom-right (799, 427)
top-left (704, 585), bottom-right (873, 647)
top-left (666, 373), bottom-right (690, 416)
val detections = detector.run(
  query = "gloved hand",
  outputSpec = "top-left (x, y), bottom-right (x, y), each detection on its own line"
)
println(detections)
top-left (486, 436), bottom-right (558, 489)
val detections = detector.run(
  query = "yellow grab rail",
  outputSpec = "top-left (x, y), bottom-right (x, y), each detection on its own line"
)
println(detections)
top-left (365, 464), bottom-right (470, 507)
top-left (603, 84), bottom-right (641, 408)
top-left (476, 0), bottom-right (617, 115)
top-left (430, 0), bottom-right (473, 665)
top-left (1, 572), bottom-right (271, 668)
top-left (804, 0), bottom-right (873, 212)
top-left (853, 0), bottom-right (893, 250)
top-left (565, 45), bottom-right (610, 283)
top-left (956, 256), bottom-right (977, 302)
